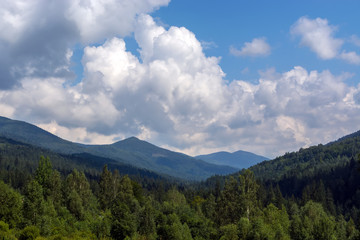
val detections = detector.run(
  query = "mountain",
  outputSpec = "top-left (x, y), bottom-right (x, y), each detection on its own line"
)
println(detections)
top-left (85, 137), bottom-right (238, 180)
top-left (0, 116), bottom-right (86, 154)
top-left (0, 116), bottom-right (237, 180)
top-left (195, 150), bottom-right (269, 169)
top-left (0, 136), bottom-right (169, 189)
top-left (250, 129), bottom-right (360, 181)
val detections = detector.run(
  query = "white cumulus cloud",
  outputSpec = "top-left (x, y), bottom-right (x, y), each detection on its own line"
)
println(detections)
top-left (1, 3), bottom-right (360, 158)
top-left (66, 0), bottom-right (169, 43)
top-left (291, 16), bottom-right (360, 65)
top-left (0, 0), bottom-right (170, 89)
top-left (339, 51), bottom-right (360, 65)
top-left (291, 16), bottom-right (343, 60)
top-left (2, 16), bottom-right (360, 158)
top-left (230, 37), bottom-right (271, 57)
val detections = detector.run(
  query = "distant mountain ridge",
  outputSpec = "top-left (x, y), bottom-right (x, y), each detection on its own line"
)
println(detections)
top-left (0, 136), bottom-right (168, 184)
top-left (196, 150), bottom-right (269, 169)
top-left (250, 129), bottom-right (360, 181)
top-left (0, 116), bottom-right (237, 180)
top-left (0, 116), bottom-right (86, 154)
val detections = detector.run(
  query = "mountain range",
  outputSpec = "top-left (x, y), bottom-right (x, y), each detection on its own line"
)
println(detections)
top-left (250, 129), bottom-right (360, 181)
top-left (0, 116), bottom-right (243, 180)
top-left (4, 115), bottom-right (358, 183)
top-left (196, 150), bottom-right (269, 170)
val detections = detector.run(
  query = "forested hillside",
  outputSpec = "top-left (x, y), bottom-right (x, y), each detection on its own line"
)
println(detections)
top-left (1, 153), bottom-right (360, 239)
top-left (0, 137), bottom-right (172, 190)
top-left (250, 130), bottom-right (360, 181)
top-left (1, 125), bottom-right (360, 239)
top-left (0, 116), bottom-right (237, 180)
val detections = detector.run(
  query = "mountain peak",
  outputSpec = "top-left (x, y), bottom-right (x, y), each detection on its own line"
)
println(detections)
top-left (196, 150), bottom-right (268, 170)
top-left (123, 136), bottom-right (141, 142)
top-left (111, 136), bottom-right (153, 149)
top-left (112, 136), bottom-right (140, 144)
top-left (0, 116), bottom-right (239, 180)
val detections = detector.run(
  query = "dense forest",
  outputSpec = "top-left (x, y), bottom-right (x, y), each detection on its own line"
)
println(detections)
top-left (1, 130), bottom-right (360, 239)
top-left (0, 153), bottom-right (360, 239)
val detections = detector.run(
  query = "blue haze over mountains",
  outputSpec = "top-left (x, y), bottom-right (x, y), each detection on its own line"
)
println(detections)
top-left (196, 151), bottom-right (269, 170)
top-left (0, 116), bottom-right (243, 180)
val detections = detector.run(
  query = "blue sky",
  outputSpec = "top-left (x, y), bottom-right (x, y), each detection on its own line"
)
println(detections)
top-left (1, 0), bottom-right (360, 158)
top-left (151, 0), bottom-right (360, 84)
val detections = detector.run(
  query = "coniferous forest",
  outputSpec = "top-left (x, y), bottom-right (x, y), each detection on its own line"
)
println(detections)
top-left (1, 131), bottom-right (360, 239)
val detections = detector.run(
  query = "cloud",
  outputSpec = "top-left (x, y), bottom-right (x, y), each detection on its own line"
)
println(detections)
top-left (1, 4), bottom-right (360, 159)
top-left (291, 16), bottom-right (343, 60)
top-left (0, 0), bottom-right (77, 89)
top-left (0, 0), bottom-right (170, 90)
top-left (291, 16), bottom-right (360, 65)
top-left (230, 37), bottom-right (271, 57)
top-left (350, 35), bottom-right (360, 47)
top-left (339, 51), bottom-right (360, 65)
top-left (37, 121), bottom-right (122, 144)
top-left (276, 115), bottom-right (310, 146)
top-left (1, 14), bottom-right (360, 158)
top-left (200, 40), bottom-right (218, 50)
top-left (66, 0), bottom-right (170, 43)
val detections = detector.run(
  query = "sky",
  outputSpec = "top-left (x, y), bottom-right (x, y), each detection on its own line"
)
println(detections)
top-left (1, 0), bottom-right (360, 158)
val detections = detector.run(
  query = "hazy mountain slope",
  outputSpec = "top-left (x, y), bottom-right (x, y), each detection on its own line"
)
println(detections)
top-left (86, 137), bottom-right (238, 180)
top-left (0, 116), bottom-right (238, 180)
top-left (250, 130), bottom-right (360, 181)
top-left (196, 150), bottom-right (269, 169)
top-left (0, 136), bottom-right (168, 187)
top-left (0, 116), bottom-right (86, 154)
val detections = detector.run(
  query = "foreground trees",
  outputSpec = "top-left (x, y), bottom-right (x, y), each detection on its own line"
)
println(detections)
top-left (0, 156), bottom-right (360, 239)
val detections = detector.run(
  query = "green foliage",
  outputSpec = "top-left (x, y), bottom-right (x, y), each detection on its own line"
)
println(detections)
top-left (64, 169), bottom-right (98, 220)
top-left (99, 165), bottom-right (116, 210)
top-left (138, 199), bottom-right (157, 238)
top-left (89, 210), bottom-right (112, 239)
top-left (67, 190), bottom-right (85, 220)
top-left (238, 217), bottom-right (251, 239)
top-left (217, 176), bottom-right (241, 225)
top-left (261, 204), bottom-right (290, 240)
top-left (110, 175), bottom-right (141, 239)
top-left (23, 180), bottom-right (45, 225)
top-left (251, 130), bottom-right (360, 182)
top-left (35, 156), bottom-right (53, 195)
top-left (1, 140), bottom-right (360, 240)
top-left (0, 221), bottom-right (16, 240)
top-left (217, 169), bottom-right (259, 225)
top-left (290, 201), bottom-right (337, 240)
top-left (219, 224), bottom-right (238, 240)
top-left (239, 169), bottom-right (259, 219)
top-left (19, 225), bottom-right (40, 240)
top-left (157, 213), bottom-right (193, 240)
top-left (0, 181), bottom-right (22, 228)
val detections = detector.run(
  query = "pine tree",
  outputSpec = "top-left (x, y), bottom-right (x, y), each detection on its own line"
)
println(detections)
top-left (23, 180), bottom-right (45, 225)
top-left (217, 176), bottom-right (241, 225)
top-left (99, 165), bottom-right (114, 210)
top-left (0, 181), bottom-right (22, 228)
top-left (35, 156), bottom-right (53, 198)
top-left (239, 169), bottom-right (259, 220)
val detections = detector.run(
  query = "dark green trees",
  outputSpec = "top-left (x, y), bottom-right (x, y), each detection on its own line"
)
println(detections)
top-left (111, 175), bottom-right (140, 239)
top-left (1, 153), bottom-right (360, 239)
top-left (64, 169), bottom-right (97, 220)
top-left (289, 201), bottom-right (337, 240)
top-left (218, 169), bottom-right (259, 224)
top-left (0, 181), bottom-right (22, 228)
top-left (23, 180), bottom-right (45, 225)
